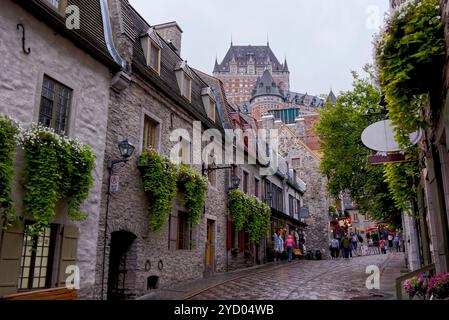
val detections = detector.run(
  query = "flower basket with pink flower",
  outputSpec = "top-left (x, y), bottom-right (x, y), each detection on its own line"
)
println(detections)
top-left (403, 273), bottom-right (429, 300)
top-left (427, 272), bottom-right (449, 300)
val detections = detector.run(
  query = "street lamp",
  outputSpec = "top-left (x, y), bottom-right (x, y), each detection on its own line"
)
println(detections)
top-left (108, 139), bottom-right (135, 170)
top-left (101, 139), bottom-right (135, 300)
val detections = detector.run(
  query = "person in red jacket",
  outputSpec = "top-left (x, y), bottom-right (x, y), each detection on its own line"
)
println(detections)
top-left (285, 234), bottom-right (295, 262)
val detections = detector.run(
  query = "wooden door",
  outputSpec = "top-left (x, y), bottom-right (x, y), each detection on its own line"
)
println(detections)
top-left (204, 220), bottom-right (214, 276)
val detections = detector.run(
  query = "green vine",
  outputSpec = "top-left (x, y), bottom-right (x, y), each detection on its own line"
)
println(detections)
top-left (228, 189), bottom-right (247, 231)
top-left (178, 165), bottom-right (207, 225)
top-left (22, 124), bottom-right (95, 237)
top-left (139, 150), bottom-right (178, 231)
top-left (375, 0), bottom-right (445, 147)
top-left (383, 149), bottom-right (421, 211)
top-left (0, 115), bottom-right (19, 226)
top-left (228, 189), bottom-right (271, 241)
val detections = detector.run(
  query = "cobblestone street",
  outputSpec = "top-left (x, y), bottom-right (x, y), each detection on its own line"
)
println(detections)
top-left (186, 253), bottom-right (404, 300)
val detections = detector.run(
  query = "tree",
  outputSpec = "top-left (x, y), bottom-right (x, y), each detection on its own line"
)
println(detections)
top-left (316, 67), bottom-right (407, 227)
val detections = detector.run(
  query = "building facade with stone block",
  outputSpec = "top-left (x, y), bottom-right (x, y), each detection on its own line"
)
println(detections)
top-left (0, 0), bottom-right (123, 298)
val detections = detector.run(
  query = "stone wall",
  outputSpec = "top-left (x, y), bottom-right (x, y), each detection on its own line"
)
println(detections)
top-left (0, 1), bottom-right (112, 298)
top-left (94, 69), bottom-right (229, 298)
top-left (277, 126), bottom-right (331, 257)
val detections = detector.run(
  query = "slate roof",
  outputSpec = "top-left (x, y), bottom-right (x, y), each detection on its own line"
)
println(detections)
top-left (119, 1), bottom-right (223, 131)
top-left (284, 91), bottom-right (325, 107)
top-left (214, 44), bottom-right (285, 73)
top-left (250, 70), bottom-right (284, 102)
top-left (15, 0), bottom-right (123, 71)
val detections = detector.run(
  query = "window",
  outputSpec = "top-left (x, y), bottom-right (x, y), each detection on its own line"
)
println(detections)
top-left (177, 212), bottom-right (191, 250)
top-left (143, 115), bottom-right (159, 151)
top-left (276, 186), bottom-right (283, 212)
top-left (289, 195), bottom-right (294, 217)
top-left (243, 171), bottom-right (249, 194)
top-left (44, 0), bottom-right (66, 13)
top-left (179, 137), bottom-right (191, 164)
top-left (265, 180), bottom-right (271, 206)
top-left (207, 97), bottom-right (216, 122)
top-left (182, 73), bottom-right (191, 101)
top-left (18, 223), bottom-right (57, 290)
top-left (292, 157), bottom-right (301, 169)
top-left (254, 178), bottom-right (260, 198)
top-left (39, 76), bottom-right (72, 135)
top-left (149, 41), bottom-right (161, 74)
top-left (296, 199), bottom-right (301, 219)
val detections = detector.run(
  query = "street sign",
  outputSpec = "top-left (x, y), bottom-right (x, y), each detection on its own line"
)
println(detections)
top-left (361, 120), bottom-right (421, 152)
top-left (110, 175), bottom-right (120, 193)
top-left (367, 153), bottom-right (414, 164)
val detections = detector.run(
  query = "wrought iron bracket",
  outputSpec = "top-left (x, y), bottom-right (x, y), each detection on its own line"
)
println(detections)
top-left (17, 24), bottom-right (31, 55)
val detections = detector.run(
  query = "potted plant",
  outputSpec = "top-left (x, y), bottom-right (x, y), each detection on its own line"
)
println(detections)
top-left (428, 272), bottom-right (449, 300)
top-left (404, 273), bottom-right (429, 300)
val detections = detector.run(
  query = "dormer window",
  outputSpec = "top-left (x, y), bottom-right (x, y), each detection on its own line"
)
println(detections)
top-left (175, 61), bottom-right (193, 102)
top-left (182, 73), bottom-right (191, 101)
top-left (201, 87), bottom-right (216, 122)
top-left (44, 0), bottom-right (67, 14)
top-left (149, 41), bottom-right (161, 74)
top-left (140, 28), bottom-right (163, 75)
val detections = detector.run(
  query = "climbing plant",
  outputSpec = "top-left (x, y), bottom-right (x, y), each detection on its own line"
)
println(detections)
top-left (375, 0), bottom-right (445, 147)
top-left (228, 189), bottom-right (247, 231)
top-left (21, 124), bottom-right (95, 237)
top-left (0, 115), bottom-right (19, 225)
top-left (383, 148), bottom-right (421, 212)
top-left (139, 150), bottom-right (178, 231)
top-left (178, 164), bottom-right (207, 225)
top-left (228, 189), bottom-right (271, 241)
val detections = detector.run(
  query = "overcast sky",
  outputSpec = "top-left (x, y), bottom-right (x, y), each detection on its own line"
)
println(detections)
top-left (129, 0), bottom-right (389, 97)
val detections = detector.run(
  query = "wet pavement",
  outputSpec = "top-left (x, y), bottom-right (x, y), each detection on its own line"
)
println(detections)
top-left (140, 252), bottom-right (406, 300)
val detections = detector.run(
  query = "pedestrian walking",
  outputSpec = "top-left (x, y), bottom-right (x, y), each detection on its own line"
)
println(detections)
top-left (388, 233), bottom-right (394, 249)
top-left (379, 238), bottom-right (387, 254)
top-left (393, 235), bottom-right (400, 252)
top-left (285, 235), bottom-right (295, 262)
top-left (351, 233), bottom-right (359, 256)
top-left (274, 232), bottom-right (282, 262)
top-left (341, 234), bottom-right (351, 259)
top-left (330, 238), bottom-right (339, 259)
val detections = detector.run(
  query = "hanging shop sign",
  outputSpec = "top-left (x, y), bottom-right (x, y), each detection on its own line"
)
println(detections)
top-left (367, 153), bottom-right (409, 164)
top-left (361, 119), bottom-right (421, 152)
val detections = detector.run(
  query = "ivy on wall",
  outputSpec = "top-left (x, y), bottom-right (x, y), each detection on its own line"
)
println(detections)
top-left (383, 149), bottom-right (421, 212)
top-left (178, 165), bottom-right (207, 225)
top-left (0, 115), bottom-right (19, 226)
top-left (139, 150), bottom-right (208, 231)
top-left (139, 150), bottom-right (178, 231)
top-left (228, 189), bottom-right (271, 241)
top-left (375, 0), bottom-right (446, 147)
top-left (21, 124), bottom-right (95, 237)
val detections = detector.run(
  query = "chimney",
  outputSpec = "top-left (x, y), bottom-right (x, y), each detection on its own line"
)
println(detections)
top-left (153, 21), bottom-right (183, 55)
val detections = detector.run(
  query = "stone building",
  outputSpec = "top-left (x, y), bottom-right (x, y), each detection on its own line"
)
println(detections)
top-left (0, 0), bottom-right (123, 298)
top-left (94, 0), bottom-right (233, 300)
top-left (196, 70), bottom-right (309, 266)
top-left (261, 118), bottom-right (331, 256)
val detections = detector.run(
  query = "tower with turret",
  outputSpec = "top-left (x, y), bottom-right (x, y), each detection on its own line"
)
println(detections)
top-left (213, 42), bottom-right (290, 104)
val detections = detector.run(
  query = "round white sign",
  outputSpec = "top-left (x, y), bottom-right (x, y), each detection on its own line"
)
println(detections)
top-left (361, 120), bottom-right (421, 152)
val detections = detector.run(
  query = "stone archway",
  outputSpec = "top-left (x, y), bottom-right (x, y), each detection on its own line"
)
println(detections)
top-left (107, 230), bottom-right (137, 300)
